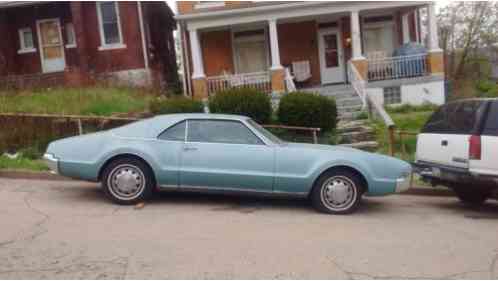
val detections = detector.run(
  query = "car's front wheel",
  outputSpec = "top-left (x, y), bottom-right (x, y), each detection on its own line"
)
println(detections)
top-left (452, 185), bottom-right (489, 206)
top-left (311, 169), bottom-right (364, 214)
top-left (102, 157), bottom-right (155, 205)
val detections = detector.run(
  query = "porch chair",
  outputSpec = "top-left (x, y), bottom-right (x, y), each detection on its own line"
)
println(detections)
top-left (291, 60), bottom-right (312, 83)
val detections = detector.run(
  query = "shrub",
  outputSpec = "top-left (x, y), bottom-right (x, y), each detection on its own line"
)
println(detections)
top-left (278, 92), bottom-right (337, 131)
top-left (149, 97), bottom-right (204, 115)
top-left (208, 87), bottom-right (272, 123)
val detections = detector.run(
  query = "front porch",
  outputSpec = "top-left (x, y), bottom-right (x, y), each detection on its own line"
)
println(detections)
top-left (180, 1), bottom-right (444, 104)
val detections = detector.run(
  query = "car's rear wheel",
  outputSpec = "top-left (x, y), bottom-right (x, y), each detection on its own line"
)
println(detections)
top-left (311, 169), bottom-right (364, 214)
top-left (102, 157), bottom-right (154, 205)
top-left (452, 185), bottom-right (489, 205)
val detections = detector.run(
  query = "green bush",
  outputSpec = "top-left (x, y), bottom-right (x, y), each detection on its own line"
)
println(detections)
top-left (278, 92), bottom-right (337, 131)
top-left (208, 87), bottom-right (272, 123)
top-left (385, 103), bottom-right (438, 114)
top-left (149, 97), bottom-right (204, 115)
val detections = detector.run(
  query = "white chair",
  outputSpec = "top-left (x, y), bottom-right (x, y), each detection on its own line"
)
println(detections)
top-left (291, 60), bottom-right (312, 82)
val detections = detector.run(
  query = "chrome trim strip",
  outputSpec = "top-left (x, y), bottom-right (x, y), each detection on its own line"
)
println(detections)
top-left (158, 184), bottom-right (307, 197)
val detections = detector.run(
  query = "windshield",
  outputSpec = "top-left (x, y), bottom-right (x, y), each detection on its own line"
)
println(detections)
top-left (247, 119), bottom-right (284, 145)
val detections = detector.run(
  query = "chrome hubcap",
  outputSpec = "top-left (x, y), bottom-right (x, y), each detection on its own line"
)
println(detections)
top-left (108, 164), bottom-right (145, 200)
top-left (321, 176), bottom-right (357, 211)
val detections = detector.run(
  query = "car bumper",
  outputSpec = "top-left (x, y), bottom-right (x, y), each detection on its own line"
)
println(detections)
top-left (395, 176), bottom-right (411, 193)
top-left (43, 153), bottom-right (59, 174)
top-left (412, 161), bottom-right (472, 183)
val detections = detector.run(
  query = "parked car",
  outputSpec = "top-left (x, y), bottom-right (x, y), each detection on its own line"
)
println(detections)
top-left (44, 114), bottom-right (411, 214)
top-left (414, 98), bottom-right (498, 204)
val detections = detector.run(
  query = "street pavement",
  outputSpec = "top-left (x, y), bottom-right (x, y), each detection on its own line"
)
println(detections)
top-left (1, 178), bottom-right (498, 279)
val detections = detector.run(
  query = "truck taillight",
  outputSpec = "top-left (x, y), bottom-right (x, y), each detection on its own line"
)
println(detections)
top-left (469, 135), bottom-right (481, 160)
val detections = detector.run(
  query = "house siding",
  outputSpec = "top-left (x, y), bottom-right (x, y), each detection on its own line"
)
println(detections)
top-left (81, 2), bottom-right (146, 74)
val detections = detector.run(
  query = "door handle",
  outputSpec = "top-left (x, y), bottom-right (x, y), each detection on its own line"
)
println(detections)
top-left (441, 140), bottom-right (448, 146)
top-left (183, 146), bottom-right (198, 151)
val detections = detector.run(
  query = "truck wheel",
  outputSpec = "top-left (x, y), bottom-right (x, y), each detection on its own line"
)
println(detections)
top-left (452, 186), bottom-right (489, 205)
top-left (311, 169), bottom-right (364, 214)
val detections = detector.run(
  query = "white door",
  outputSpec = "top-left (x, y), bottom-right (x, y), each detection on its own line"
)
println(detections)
top-left (37, 18), bottom-right (66, 73)
top-left (318, 29), bottom-right (344, 84)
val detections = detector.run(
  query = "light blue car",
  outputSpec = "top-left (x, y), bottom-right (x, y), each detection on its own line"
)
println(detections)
top-left (44, 113), bottom-right (411, 214)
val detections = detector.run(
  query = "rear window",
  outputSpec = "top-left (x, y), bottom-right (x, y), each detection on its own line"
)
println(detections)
top-left (422, 100), bottom-right (488, 134)
top-left (483, 101), bottom-right (498, 136)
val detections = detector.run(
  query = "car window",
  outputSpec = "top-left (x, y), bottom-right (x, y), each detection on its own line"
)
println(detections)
top-left (247, 119), bottom-right (283, 144)
top-left (187, 120), bottom-right (263, 145)
top-left (158, 120), bottom-right (186, 141)
top-left (483, 101), bottom-right (498, 136)
top-left (422, 101), bottom-right (487, 134)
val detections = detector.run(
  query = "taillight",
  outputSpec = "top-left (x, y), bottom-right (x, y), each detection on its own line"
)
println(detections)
top-left (469, 135), bottom-right (481, 160)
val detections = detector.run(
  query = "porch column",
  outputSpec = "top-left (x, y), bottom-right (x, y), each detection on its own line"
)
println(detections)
top-left (350, 10), bottom-right (368, 80)
top-left (426, 3), bottom-right (444, 75)
top-left (402, 13), bottom-right (410, 44)
top-left (268, 19), bottom-right (285, 93)
top-left (189, 28), bottom-right (208, 99)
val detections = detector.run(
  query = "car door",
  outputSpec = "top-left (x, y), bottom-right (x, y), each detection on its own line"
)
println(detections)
top-left (416, 100), bottom-right (487, 168)
top-left (179, 119), bottom-right (275, 191)
top-left (155, 120), bottom-right (187, 187)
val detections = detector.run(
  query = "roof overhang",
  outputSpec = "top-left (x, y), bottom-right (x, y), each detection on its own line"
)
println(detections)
top-left (176, 1), bottom-right (430, 30)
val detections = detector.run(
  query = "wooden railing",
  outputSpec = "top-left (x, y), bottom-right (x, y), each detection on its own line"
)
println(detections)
top-left (206, 71), bottom-right (271, 96)
top-left (367, 54), bottom-right (428, 81)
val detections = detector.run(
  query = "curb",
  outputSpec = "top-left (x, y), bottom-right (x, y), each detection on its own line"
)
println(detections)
top-left (0, 170), bottom-right (71, 181)
top-left (0, 170), bottom-right (456, 197)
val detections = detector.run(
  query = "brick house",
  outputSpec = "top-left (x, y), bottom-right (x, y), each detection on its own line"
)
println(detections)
top-left (176, 1), bottom-right (445, 112)
top-left (0, 1), bottom-right (178, 89)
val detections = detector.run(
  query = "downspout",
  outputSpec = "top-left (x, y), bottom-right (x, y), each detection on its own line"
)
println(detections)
top-left (137, 2), bottom-right (149, 71)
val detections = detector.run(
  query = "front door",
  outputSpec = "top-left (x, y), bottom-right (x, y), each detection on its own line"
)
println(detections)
top-left (318, 29), bottom-right (344, 84)
top-left (180, 119), bottom-right (274, 191)
top-left (37, 18), bottom-right (65, 73)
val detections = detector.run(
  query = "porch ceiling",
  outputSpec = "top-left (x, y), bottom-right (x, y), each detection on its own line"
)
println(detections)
top-left (178, 1), bottom-right (429, 30)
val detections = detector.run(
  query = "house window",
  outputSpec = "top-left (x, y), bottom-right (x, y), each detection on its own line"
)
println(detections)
top-left (362, 16), bottom-right (395, 57)
top-left (383, 86), bottom-right (401, 105)
top-left (18, 27), bottom-right (36, 54)
top-left (65, 23), bottom-right (76, 48)
top-left (97, 1), bottom-right (126, 50)
top-left (233, 29), bottom-right (269, 74)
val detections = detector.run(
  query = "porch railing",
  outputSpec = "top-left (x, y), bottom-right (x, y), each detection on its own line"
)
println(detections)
top-left (367, 54), bottom-right (428, 81)
top-left (347, 61), bottom-right (367, 108)
top-left (206, 71), bottom-right (271, 96)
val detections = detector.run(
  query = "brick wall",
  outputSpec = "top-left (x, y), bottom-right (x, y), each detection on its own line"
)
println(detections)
top-left (201, 30), bottom-right (234, 76)
top-left (278, 20), bottom-right (321, 86)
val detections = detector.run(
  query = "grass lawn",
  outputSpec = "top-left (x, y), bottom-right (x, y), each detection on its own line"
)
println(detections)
top-left (372, 110), bottom-right (434, 162)
top-left (0, 155), bottom-right (48, 171)
top-left (0, 87), bottom-right (153, 116)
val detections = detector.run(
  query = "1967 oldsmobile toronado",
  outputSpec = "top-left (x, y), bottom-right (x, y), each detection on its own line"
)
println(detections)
top-left (44, 113), bottom-right (411, 214)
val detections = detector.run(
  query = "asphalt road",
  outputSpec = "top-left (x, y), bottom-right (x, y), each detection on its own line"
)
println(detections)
top-left (1, 178), bottom-right (498, 279)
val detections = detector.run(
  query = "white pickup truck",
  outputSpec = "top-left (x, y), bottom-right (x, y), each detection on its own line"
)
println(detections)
top-left (414, 98), bottom-right (498, 205)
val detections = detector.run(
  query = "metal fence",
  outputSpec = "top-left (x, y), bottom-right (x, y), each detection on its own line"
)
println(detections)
top-left (206, 71), bottom-right (271, 96)
top-left (367, 54), bottom-right (428, 81)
